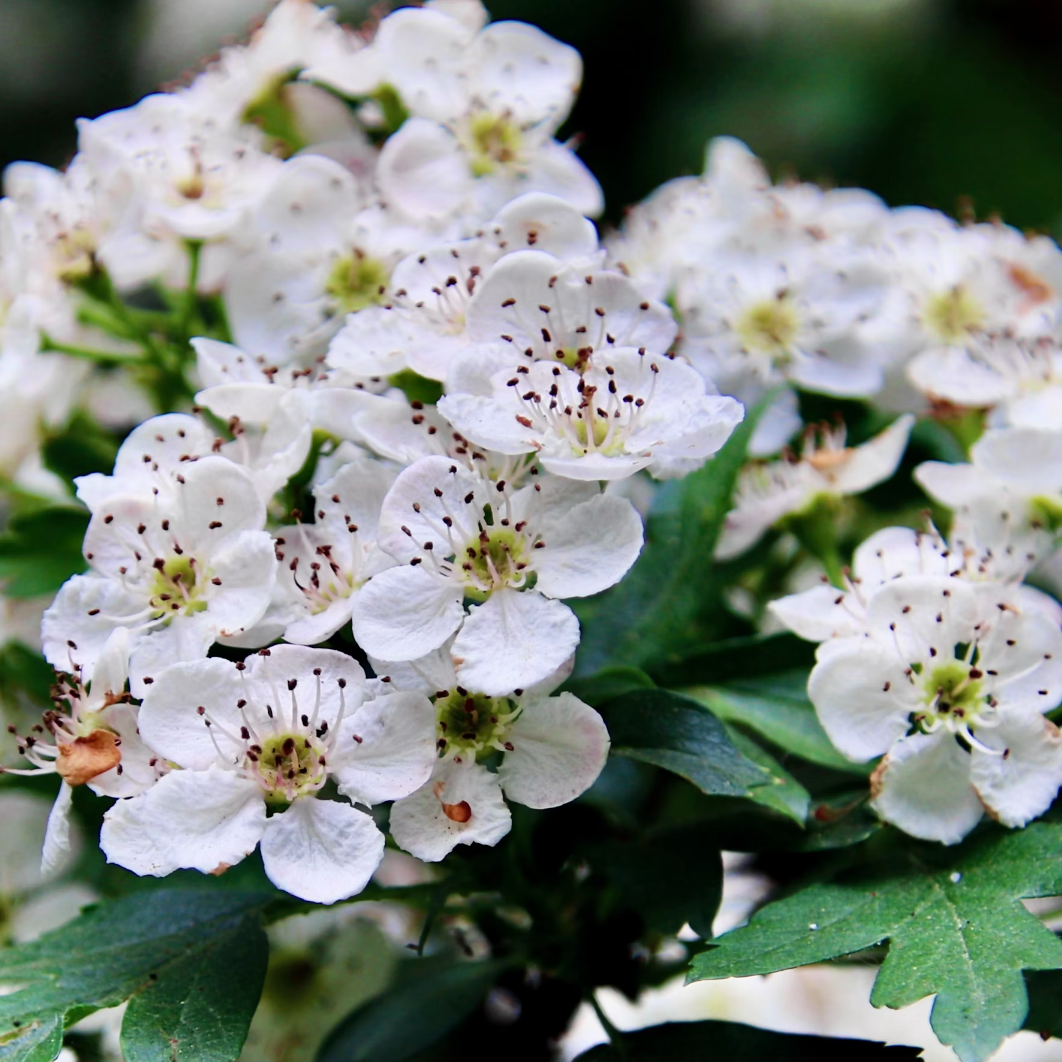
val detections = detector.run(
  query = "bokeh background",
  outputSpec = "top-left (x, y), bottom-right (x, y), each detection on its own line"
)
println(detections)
top-left (2, 0), bottom-right (1061, 233)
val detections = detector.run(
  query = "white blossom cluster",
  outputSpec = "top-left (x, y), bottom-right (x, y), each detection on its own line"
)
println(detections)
top-left (5, 0), bottom-right (1062, 895)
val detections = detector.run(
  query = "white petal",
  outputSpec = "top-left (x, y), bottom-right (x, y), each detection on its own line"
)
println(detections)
top-left (807, 639), bottom-right (917, 761)
top-left (376, 119), bottom-right (470, 222)
top-left (522, 139), bottom-right (604, 218)
top-left (389, 759), bottom-right (511, 862)
top-left (972, 428), bottom-right (1062, 496)
top-left (829, 415), bottom-right (914, 495)
top-left (332, 690), bottom-right (437, 805)
top-left (100, 767), bottom-right (266, 876)
top-left (972, 711), bottom-right (1062, 828)
top-left (913, 460), bottom-right (985, 509)
top-left (260, 797), bottom-right (384, 904)
top-left (489, 192), bottom-right (598, 261)
top-left (128, 612), bottom-right (216, 700)
top-left (499, 692), bottom-right (608, 808)
top-left (41, 783), bottom-right (75, 879)
top-left (453, 588), bottom-right (579, 696)
top-left (767, 585), bottom-right (866, 643)
top-left (532, 494), bottom-right (644, 598)
top-left (352, 565), bottom-right (465, 661)
top-left (205, 530), bottom-right (278, 637)
top-left (871, 733), bottom-right (983, 844)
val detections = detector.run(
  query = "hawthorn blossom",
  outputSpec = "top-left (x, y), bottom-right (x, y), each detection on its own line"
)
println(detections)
top-left (438, 349), bottom-right (744, 480)
top-left (351, 456), bottom-right (643, 694)
top-left (1, 629), bottom-right (163, 874)
top-left (374, 645), bottom-right (608, 860)
top-left (915, 427), bottom-right (1062, 580)
top-left (42, 455), bottom-right (277, 696)
top-left (304, 6), bottom-right (602, 221)
top-left (263, 459), bottom-right (398, 646)
top-left (100, 645), bottom-right (436, 904)
top-left (806, 575), bottom-right (1062, 843)
top-left (716, 414), bottom-right (914, 560)
top-left (326, 193), bottom-right (601, 385)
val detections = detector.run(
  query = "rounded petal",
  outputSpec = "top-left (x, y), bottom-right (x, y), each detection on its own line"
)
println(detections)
top-left (376, 119), bottom-right (470, 222)
top-left (453, 588), bottom-right (579, 696)
top-left (332, 690), bottom-right (438, 805)
top-left (533, 494), bottom-right (644, 599)
top-left (972, 428), bottom-right (1062, 496)
top-left (100, 767), bottom-right (266, 876)
top-left (972, 712), bottom-right (1062, 828)
top-left (807, 640), bottom-right (917, 761)
top-left (829, 415), bottom-right (914, 495)
top-left (870, 733), bottom-right (983, 844)
top-left (499, 692), bottom-right (608, 808)
top-left (41, 783), bottom-right (75, 879)
top-left (352, 565), bottom-right (464, 661)
top-left (128, 612), bottom-right (217, 700)
top-left (767, 585), bottom-right (866, 643)
top-left (260, 797), bottom-right (384, 904)
top-left (389, 760), bottom-right (511, 862)
top-left (205, 530), bottom-right (279, 636)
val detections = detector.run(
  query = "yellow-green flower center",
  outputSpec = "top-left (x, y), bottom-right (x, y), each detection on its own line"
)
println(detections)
top-left (251, 732), bottom-right (326, 805)
top-left (461, 527), bottom-right (530, 601)
top-left (735, 296), bottom-right (800, 357)
top-left (1029, 494), bottom-right (1062, 534)
top-left (923, 286), bottom-right (984, 345)
top-left (468, 112), bottom-right (523, 177)
top-left (148, 555), bottom-right (208, 619)
top-left (915, 660), bottom-right (986, 731)
top-left (435, 688), bottom-right (518, 759)
top-left (325, 252), bottom-right (390, 314)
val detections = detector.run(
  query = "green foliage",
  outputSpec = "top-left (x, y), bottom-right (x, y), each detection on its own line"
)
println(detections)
top-left (690, 820), bottom-right (1062, 1062)
top-left (0, 506), bottom-right (88, 598)
top-left (596, 689), bottom-right (768, 799)
top-left (316, 959), bottom-right (507, 1062)
top-left (0, 889), bottom-right (271, 1062)
top-left (574, 1019), bottom-right (923, 1060)
top-left (574, 396), bottom-right (765, 675)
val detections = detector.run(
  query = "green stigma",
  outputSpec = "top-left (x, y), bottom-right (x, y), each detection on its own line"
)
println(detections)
top-left (252, 732), bottom-right (325, 805)
top-left (434, 689), bottom-right (518, 759)
top-left (148, 555), bottom-right (208, 619)
top-left (923, 286), bottom-right (984, 344)
top-left (468, 112), bottom-right (523, 177)
top-left (735, 296), bottom-right (800, 357)
top-left (462, 528), bottom-right (529, 600)
top-left (326, 252), bottom-right (390, 314)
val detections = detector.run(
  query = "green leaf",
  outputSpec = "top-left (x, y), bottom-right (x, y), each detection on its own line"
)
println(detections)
top-left (574, 395), bottom-right (766, 675)
top-left (574, 1019), bottom-right (922, 1060)
top-left (593, 823), bottom-right (724, 937)
top-left (689, 820), bottom-right (1062, 1062)
top-left (562, 666), bottom-right (655, 707)
top-left (597, 689), bottom-right (768, 797)
top-left (386, 370), bottom-right (444, 407)
top-left (687, 670), bottom-right (867, 774)
top-left (0, 642), bottom-right (56, 709)
top-left (726, 729), bottom-right (810, 826)
top-left (0, 888), bottom-right (272, 1062)
top-left (1023, 968), bottom-right (1062, 1043)
top-left (316, 959), bottom-right (506, 1062)
top-left (0, 1015), bottom-right (62, 1062)
top-left (0, 507), bottom-right (88, 598)
top-left (661, 632), bottom-right (815, 687)
top-left (41, 413), bottom-right (120, 484)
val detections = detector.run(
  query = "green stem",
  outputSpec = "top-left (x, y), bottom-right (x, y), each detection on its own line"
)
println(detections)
top-left (589, 993), bottom-right (628, 1055)
top-left (179, 240), bottom-right (203, 345)
top-left (39, 335), bottom-right (144, 366)
top-left (785, 500), bottom-right (847, 588)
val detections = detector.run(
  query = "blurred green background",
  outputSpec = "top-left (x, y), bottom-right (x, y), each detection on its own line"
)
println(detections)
top-left (1, 0), bottom-right (1060, 233)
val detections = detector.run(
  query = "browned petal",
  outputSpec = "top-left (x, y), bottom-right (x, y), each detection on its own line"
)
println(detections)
top-left (442, 800), bottom-right (473, 823)
top-left (56, 730), bottom-right (121, 786)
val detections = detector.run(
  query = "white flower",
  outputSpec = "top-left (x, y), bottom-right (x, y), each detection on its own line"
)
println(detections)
top-left (915, 427), bottom-right (1062, 580)
top-left (379, 644), bottom-right (608, 860)
top-left (0, 628), bottom-right (164, 874)
top-left (806, 575), bottom-right (1062, 843)
top-left (351, 456), bottom-right (643, 694)
top-left (438, 349), bottom-right (744, 480)
top-left (716, 415), bottom-right (914, 560)
top-left (100, 645), bottom-right (436, 904)
top-left (326, 193), bottom-right (600, 384)
top-left (42, 455), bottom-right (277, 696)
top-left (266, 459), bottom-right (398, 645)
top-left (305, 8), bottom-right (601, 221)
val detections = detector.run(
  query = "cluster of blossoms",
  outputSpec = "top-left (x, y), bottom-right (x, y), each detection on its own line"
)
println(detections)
top-left (4, 0), bottom-right (1062, 914)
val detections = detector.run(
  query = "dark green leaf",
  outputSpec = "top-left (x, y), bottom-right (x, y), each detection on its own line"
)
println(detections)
top-left (0, 507), bottom-right (88, 598)
top-left (574, 395), bottom-right (766, 675)
top-left (726, 729), bottom-right (810, 825)
top-left (562, 667), bottom-right (655, 708)
top-left (0, 889), bottom-right (272, 1062)
top-left (661, 632), bottom-right (815, 687)
top-left (687, 670), bottom-right (866, 774)
top-left (593, 823), bottom-right (723, 937)
top-left (0, 1015), bottom-right (62, 1062)
top-left (0, 642), bottom-right (56, 708)
top-left (387, 370), bottom-right (443, 407)
top-left (597, 689), bottom-right (768, 797)
top-left (41, 413), bottom-right (120, 484)
top-left (574, 1019), bottom-right (922, 1060)
top-left (316, 959), bottom-right (506, 1062)
top-left (689, 820), bottom-right (1062, 1062)
top-left (1023, 968), bottom-right (1062, 1043)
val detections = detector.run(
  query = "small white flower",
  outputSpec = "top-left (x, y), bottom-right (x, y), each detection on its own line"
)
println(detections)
top-left (915, 427), bottom-right (1062, 580)
top-left (716, 415), bottom-right (914, 560)
top-left (378, 645), bottom-right (608, 860)
top-left (806, 575), bottom-right (1062, 843)
top-left (351, 456), bottom-right (643, 694)
top-left (438, 350), bottom-right (744, 480)
top-left (100, 645), bottom-right (436, 904)
top-left (42, 455), bottom-right (277, 696)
